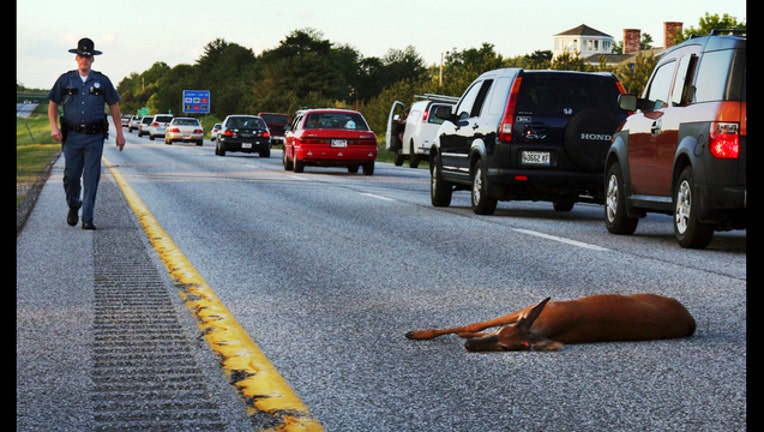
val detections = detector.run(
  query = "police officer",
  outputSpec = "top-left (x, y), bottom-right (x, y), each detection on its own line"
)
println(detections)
top-left (48, 37), bottom-right (126, 230)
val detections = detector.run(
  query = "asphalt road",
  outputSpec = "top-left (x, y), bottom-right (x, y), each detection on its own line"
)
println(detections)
top-left (17, 122), bottom-right (747, 431)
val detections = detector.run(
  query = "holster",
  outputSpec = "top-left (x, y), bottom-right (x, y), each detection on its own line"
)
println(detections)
top-left (59, 116), bottom-right (68, 142)
top-left (102, 115), bottom-right (109, 139)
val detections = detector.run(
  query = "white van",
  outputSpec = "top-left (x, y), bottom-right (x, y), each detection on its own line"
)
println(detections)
top-left (385, 94), bottom-right (458, 168)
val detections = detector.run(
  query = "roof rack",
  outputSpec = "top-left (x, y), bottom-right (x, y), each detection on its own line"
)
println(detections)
top-left (708, 29), bottom-right (746, 36)
top-left (414, 93), bottom-right (460, 103)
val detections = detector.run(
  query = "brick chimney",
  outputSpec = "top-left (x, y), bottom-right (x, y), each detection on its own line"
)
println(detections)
top-left (623, 29), bottom-right (641, 54)
top-left (664, 22), bottom-right (683, 48)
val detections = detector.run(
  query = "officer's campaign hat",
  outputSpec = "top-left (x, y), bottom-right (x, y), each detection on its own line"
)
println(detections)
top-left (69, 38), bottom-right (102, 56)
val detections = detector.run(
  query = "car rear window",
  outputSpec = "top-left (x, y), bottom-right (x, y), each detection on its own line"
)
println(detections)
top-left (304, 113), bottom-right (369, 130)
top-left (259, 114), bottom-right (289, 125)
top-left (175, 118), bottom-right (200, 126)
top-left (516, 73), bottom-right (621, 114)
top-left (227, 117), bottom-right (265, 129)
top-left (155, 115), bottom-right (173, 122)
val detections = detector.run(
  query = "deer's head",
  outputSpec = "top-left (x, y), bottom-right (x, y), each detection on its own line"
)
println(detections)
top-left (463, 297), bottom-right (563, 352)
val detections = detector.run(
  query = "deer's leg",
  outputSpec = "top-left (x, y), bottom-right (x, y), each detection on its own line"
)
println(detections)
top-left (405, 310), bottom-right (525, 340)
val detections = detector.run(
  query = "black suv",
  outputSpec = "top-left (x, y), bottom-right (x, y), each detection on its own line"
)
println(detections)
top-left (430, 68), bottom-right (627, 215)
top-left (605, 30), bottom-right (746, 248)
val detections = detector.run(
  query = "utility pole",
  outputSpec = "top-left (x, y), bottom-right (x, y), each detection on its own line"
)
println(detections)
top-left (439, 51), bottom-right (449, 87)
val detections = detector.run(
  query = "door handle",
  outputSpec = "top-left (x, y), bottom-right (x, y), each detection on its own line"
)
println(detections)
top-left (650, 119), bottom-right (662, 137)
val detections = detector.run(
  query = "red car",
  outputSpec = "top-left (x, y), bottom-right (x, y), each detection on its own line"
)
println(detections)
top-left (283, 108), bottom-right (378, 175)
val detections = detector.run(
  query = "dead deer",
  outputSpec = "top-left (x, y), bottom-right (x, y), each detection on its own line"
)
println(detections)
top-left (405, 293), bottom-right (696, 352)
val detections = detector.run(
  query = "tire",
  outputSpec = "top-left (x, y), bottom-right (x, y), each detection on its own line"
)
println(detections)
top-left (564, 109), bottom-right (623, 172)
top-left (362, 162), bottom-right (374, 175)
top-left (283, 149), bottom-right (293, 170)
top-left (149, 134), bottom-right (155, 141)
top-left (216, 142), bottom-right (226, 156)
top-left (394, 151), bottom-right (404, 166)
top-left (196, 140), bottom-right (203, 146)
top-left (294, 155), bottom-right (305, 173)
top-left (553, 201), bottom-right (574, 212)
top-left (674, 166), bottom-right (714, 249)
top-left (604, 161), bottom-right (638, 235)
top-left (261, 149), bottom-right (270, 157)
top-left (471, 159), bottom-right (498, 215)
top-left (409, 143), bottom-right (420, 168)
top-left (165, 136), bottom-right (171, 144)
top-left (430, 153), bottom-right (452, 207)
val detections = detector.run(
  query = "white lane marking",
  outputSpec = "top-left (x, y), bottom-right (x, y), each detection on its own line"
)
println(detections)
top-left (513, 228), bottom-right (610, 251)
top-left (359, 192), bottom-right (396, 201)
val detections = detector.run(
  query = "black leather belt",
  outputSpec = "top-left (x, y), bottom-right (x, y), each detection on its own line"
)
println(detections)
top-left (66, 123), bottom-right (104, 134)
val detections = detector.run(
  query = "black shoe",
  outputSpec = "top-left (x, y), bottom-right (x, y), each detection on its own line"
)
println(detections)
top-left (81, 221), bottom-right (96, 230)
top-left (67, 207), bottom-right (79, 226)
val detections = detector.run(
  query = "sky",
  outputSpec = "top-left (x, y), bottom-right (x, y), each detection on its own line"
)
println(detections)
top-left (17, 0), bottom-right (746, 90)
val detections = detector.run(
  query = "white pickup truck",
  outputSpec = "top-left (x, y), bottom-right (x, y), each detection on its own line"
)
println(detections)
top-left (385, 93), bottom-right (458, 168)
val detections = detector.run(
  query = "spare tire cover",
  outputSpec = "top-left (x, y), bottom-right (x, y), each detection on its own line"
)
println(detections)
top-left (564, 109), bottom-right (622, 172)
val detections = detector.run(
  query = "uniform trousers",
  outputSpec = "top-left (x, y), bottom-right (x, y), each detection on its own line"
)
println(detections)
top-left (62, 131), bottom-right (104, 223)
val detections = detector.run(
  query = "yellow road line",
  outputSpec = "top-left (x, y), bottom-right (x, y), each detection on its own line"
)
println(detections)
top-left (104, 157), bottom-right (324, 432)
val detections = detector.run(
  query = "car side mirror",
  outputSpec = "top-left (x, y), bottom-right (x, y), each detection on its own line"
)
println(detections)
top-left (618, 94), bottom-right (637, 111)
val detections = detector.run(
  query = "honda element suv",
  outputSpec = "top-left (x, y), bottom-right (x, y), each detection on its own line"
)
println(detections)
top-left (605, 30), bottom-right (746, 248)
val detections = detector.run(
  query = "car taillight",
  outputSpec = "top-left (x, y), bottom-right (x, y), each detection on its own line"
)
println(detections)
top-left (194, 129), bottom-right (202, 134)
top-left (263, 131), bottom-right (270, 138)
top-left (422, 110), bottom-right (429, 122)
top-left (223, 130), bottom-right (234, 137)
top-left (498, 77), bottom-right (522, 142)
top-left (709, 122), bottom-right (740, 159)
top-left (152, 122), bottom-right (159, 127)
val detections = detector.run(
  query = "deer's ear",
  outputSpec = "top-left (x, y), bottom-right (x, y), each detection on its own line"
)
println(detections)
top-left (530, 340), bottom-right (563, 352)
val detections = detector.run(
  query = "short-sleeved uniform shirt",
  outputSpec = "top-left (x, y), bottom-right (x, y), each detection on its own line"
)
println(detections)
top-left (47, 70), bottom-right (121, 125)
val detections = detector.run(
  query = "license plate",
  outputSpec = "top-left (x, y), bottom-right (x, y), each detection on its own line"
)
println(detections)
top-left (242, 143), bottom-right (252, 149)
top-left (521, 150), bottom-right (550, 166)
top-left (331, 139), bottom-right (347, 148)
top-left (240, 132), bottom-right (252, 138)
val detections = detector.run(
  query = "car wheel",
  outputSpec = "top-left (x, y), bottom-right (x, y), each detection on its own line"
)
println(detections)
top-left (216, 142), bottom-right (226, 156)
top-left (604, 161), bottom-right (638, 235)
top-left (553, 201), bottom-right (574, 212)
top-left (674, 166), bottom-right (714, 249)
top-left (564, 109), bottom-right (622, 172)
top-left (394, 151), bottom-right (404, 166)
top-left (430, 153), bottom-right (452, 207)
top-left (362, 162), bottom-right (374, 176)
top-left (261, 149), bottom-right (270, 158)
top-left (165, 136), bottom-right (171, 144)
top-left (196, 140), bottom-right (203, 146)
top-left (283, 148), bottom-right (293, 170)
top-left (294, 155), bottom-right (305, 173)
top-left (149, 134), bottom-right (155, 141)
top-left (471, 159), bottom-right (498, 215)
top-left (409, 143), bottom-right (420, 168)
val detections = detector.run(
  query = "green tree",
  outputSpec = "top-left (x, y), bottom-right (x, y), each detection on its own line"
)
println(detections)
top-left (550, 51), bottom-right (587, 71)
top-left (613, 52), bottom-right (657, 95)
top-left (674, 12), bottom-right (746, 44)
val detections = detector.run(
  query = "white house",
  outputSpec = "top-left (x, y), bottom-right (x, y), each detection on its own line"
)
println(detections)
top-left (553, 24), bottom-right (614, 59)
